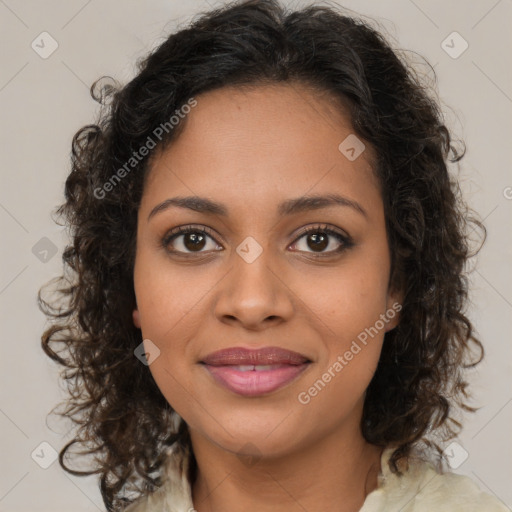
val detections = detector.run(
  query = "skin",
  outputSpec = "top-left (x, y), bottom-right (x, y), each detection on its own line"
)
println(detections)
top-left (132, 82), bottom-right (402, 512)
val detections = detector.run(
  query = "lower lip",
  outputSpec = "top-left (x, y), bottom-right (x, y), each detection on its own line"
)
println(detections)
top-left (202, 363), bottom-right (310, 397)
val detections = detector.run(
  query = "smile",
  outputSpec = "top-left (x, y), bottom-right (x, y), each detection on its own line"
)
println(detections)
top-left (201, 361), bottom-right (311, 397)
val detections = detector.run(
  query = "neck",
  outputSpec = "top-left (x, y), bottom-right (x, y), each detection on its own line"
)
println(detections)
top-left (190, 425), bottom-right (384, 512)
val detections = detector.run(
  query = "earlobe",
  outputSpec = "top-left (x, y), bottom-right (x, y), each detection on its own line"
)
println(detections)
top-left (385, 311), bottom-right (400, 332)
top-left (133, 308), bottom-right (141, 329)
top-left (385, 292), bottom-right (403, 332)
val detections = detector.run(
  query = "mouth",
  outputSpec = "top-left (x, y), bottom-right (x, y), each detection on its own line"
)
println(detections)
top-left (199, 346), bottom-right (312, 397)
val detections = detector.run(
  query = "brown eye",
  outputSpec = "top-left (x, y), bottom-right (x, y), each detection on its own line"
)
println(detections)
top-left (182, 232), bottom-right (207, 251)
top-left (162, 226), bottom-right (222, 254)
top-left (306, 232), bottom-right (329, 252)
top-left (290, 225), bottom-right (353, 255)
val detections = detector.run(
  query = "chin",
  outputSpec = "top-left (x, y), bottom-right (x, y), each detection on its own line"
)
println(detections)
top-left (197, 414), bottom-right (304, 459)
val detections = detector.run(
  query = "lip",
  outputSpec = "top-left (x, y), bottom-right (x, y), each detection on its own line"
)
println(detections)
top-left (201, 346), bottom-right (310, 366)
top-left (200, 346), bottom-right (312, 397)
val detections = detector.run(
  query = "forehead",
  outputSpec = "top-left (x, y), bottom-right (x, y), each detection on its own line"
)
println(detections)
top-left (142, 82), bottom-right (380, 218)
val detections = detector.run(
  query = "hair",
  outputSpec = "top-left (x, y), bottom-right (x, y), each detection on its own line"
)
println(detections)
top-left (39, 0), bottom-right (486, 510)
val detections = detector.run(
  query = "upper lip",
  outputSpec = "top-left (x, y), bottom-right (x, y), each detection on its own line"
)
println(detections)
top-left (200, 346), bottom-right (311, 366)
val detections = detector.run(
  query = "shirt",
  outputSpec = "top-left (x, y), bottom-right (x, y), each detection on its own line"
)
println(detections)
top-left (123, 443), bottom-right (509, 511)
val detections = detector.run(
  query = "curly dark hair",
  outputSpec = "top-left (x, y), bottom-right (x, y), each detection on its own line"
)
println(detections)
top-left (39, 0), bottom-right (486, 510)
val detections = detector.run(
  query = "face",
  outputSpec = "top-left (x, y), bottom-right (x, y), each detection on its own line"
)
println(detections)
top-left (132, 83), bottom-right (401, 460)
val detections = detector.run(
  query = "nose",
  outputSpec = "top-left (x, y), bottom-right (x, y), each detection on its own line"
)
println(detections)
top-left (213, 246), bottom-right (294, 331)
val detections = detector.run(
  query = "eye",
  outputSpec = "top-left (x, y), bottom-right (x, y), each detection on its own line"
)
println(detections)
top-left (162, 223), bottom-right (353, 257)
top-left (290, 224), bottom-right (353, 255)
top-left (162, 225), bottom-right (222, 254)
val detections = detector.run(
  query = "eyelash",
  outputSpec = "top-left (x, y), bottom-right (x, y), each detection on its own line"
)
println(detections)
top-left (161, 224), bottom-right (353, 257)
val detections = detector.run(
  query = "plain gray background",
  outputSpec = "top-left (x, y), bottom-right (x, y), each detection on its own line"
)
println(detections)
top-left (1, 1), bottom-right (511, 510)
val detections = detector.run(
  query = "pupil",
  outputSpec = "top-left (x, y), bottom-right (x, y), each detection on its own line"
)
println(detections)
top-left (181, 232), bottom-right (330, 252)
top-left (184, 232), bottom-right (206, 251)
top-left (308, 233), bottom-right (328, 251)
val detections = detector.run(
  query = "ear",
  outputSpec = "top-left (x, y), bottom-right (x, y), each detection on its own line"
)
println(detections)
top-left (133, 308), bottom-right (141, 329)
top-left (384, 289), bottom-right (403, 332)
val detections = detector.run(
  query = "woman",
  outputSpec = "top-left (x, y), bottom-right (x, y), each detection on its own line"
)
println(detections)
top-left (39, 0), bottom-right (508, 510)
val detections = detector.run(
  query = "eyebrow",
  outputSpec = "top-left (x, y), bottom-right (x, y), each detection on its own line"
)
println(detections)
top-left (147, 193), bottom-right (368, 221)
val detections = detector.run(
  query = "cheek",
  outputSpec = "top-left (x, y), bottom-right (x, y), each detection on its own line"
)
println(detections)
top-left (132, 255), bottom-right (202, 402)
top-left (300, 255), bottom-right (390, 339)
top-left (293, 250), bottom-right (390, 389)
top-left (295, 270), bottom-right (387, 419)
top-left (134, 258), bottom-right (203, 415)
top-left (133, 250), bottom-right (212, 340)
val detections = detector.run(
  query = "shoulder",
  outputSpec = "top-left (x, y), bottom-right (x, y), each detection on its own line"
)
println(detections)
top-left (122, 486), bottom-right (165, 512)
top-left (361, 446), bottom-right (509, 512)
top-left (122, 444), bottom-right (194, 512)
top-left (406, 463), bottom-right (509, 511)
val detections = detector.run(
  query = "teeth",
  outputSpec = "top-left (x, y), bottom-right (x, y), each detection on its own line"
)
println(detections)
top-left (231, 365), bottom-right (276, 371)
top-left (236, 365), bottom-right (255, 371)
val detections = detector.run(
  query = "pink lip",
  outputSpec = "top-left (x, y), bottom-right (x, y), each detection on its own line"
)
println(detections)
top-left (200, 346), bottom-right (311, 397)
top-left (201, 346), bottom-right (310, 366)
